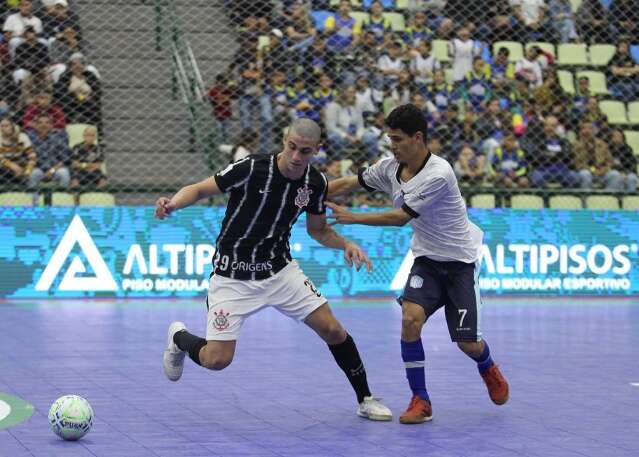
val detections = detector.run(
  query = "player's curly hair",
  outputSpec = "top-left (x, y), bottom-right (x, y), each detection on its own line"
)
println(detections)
top-left (385, 104), bottom-right (428, 143)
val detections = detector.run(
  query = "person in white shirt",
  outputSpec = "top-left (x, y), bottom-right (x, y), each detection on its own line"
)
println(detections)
top-left (410, 40), bottom-right (440, 91)
top-left (515, 46), bottom-right (544, 88)
top-left (326, 103), bottom-right (509, 424)
top-left (354, 74), bottom-right (382, 115)
top-left (510, 0), bottom-right (551, 41)
top-left (376, 41), bottom-right (406, 90)
top-left (2, 0), bottom-right (44, 55)
top-left (448, 27), bottom-right (481, 82)
top-left (324, 86), bottom-right (365, 158)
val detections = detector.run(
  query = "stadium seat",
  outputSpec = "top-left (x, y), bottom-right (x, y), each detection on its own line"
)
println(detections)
top-left (51, 192), bottom-right (75, 206)
top-left (576, 71), bottom-right (609, 95)
top-left (444, 68), bottom-right (454, 84)
top-left (622, 196), bottom-right (639, 210)
top-left (311, 10), bottom-right (333, 31)
top-left (598, 100), bottom-right (628, 125)
top-left (470, 194), bottom-right (495, 208)
top-left (432, 39), bottom-right (450, 63)
top-left (349, 11), bottom-right (369, 26)
top-left (558, 70), bottom-right (575, 94)
top-left (570, 0), bottom-right (582, 12)
top-left (549, 195), bottom-right (583, 209)
top-left (624, 130), bottom-right (639, 155)
top-left (589, 44), bottom-right (615, 67)
top-left (79, 192), bottom-right (116, 207)
top-left (526, 42), bottom-right (555, 57)
top-left (0, 192), bottom-right (33, 206)
top-left (558, 43), bottom-right (588, 66)
top-left (510, 194), bottom-right (544, 209)
top-left (627, 101), bottom-right (639, 125)
top-left (395, 0), bottom-right (410, 9)
top-left (585, 195), bottom-right (619, 210)
top-left (383, 12), bottom-right (405, 31)
top-left (493, 41), bottom-right (523, 62)
top-left (66, 123), bottom-right (98, 148)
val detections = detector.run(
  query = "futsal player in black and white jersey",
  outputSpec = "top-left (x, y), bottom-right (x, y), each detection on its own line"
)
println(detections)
top-left (155, 118), bottom-right (392, 421)
top-left (327, 104), bottom-right (509, 424)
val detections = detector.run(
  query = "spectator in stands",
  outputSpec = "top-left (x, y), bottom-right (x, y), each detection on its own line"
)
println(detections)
top-left (70, 124), bottom-right (106, 189)
top-left (267, 71), bottom-right (290, 140)
top-left (208, 73), bottom-right (235, 143)
top-left (609, 128), bottom-right (638, 191)
top-left (2, 0), bottom-right (42, 54)
top-left (609, 0), bottom-right (638, 40)
top-left (0, 115), bottom-right (36, 186)
top-left (49, 26), bottom-right (82, 64)
top-left (54, 52), bottom-right (102, 129)
top-left (454, 144), bottom-right (486, 184)
top-left (409, 39), bottom-right (440, 93)
top-left (324, 85), bottom-right (365, 158)
top-left (574, 121), bottom-right (622, 190)
top-left (548, 0), bottom-right (578, 43)
top-left (42, 0), bottom-right (81, 44)
top-left (324, 0), bottom-right (360, 53)
top-left (534, 68), bottom-right (569, 116)
top-left (386, 69), bottom-right (414, 108)
top-left (491, 132), bottom-right (529, 188)
top-left (581, 95), bottom-right (610, 138)
top-left (434, 104), bottom-right (463, 158)
top-left (607, 38), bottom-right (639, 102)
top-left (376, 40), bottom-right (405, 90)
top-left (449, 26), bottom-right (481, 82)
top-left (489, 47), bottom-right (515, 98)
top-left (287, 76), bottom-right (317, 121)
top-left (12, 25), bottom-right (49, 86)
top-left (427, 68), bottom-right (457, 113)
top-left (476, 97), bottom-right (510, 163)
top-left (480, 0), bottom-right (514, 43)
top-left (361, 110), bottom-right (391, 160)
top-left (462, 56), bottom-right (492, 113)
top-left (305, 37), bottom-right (337, 83)
top-left (511, 0), bottom-right (553, 42)
top-left (529, 115), bottom-right (579, 188)
top-left (350, 31), bottom-right (380, 82)
top-left (576, 0), bottom-right (611, 44)
top-left (354, 73), bottom-right (381, 115)
top-left (27, 113), bottom-right (70, 188)
top-left (361, 1), bottom-right (391, 44)
top-left (312, 73), bottom-right (338, 116)
top-left (229, 128), bottom-right (258, 162)
top-left (569, 75), bottom-right (591, 128)
top-left (263, 29), bottom-right (289, 76)
top-left (403, 11), bottom-right (433, 47)
top-left (515, 46), bottom-right (544, 88)
top-left (284, 3), bottom-right (316, 56)
top-left (23, 89), bottom-right (65, 130)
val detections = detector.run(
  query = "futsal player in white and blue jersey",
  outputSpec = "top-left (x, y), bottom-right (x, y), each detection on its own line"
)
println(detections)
top-left (327, 104), bottom-right (509, 424)
top-left (155, 118), bottom-right (392, 421)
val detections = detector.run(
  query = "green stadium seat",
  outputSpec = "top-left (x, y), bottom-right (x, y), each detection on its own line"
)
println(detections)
top-left (526, 42), bottom-right (555, 57)
top-left (51, 192), bottom-right (76, 206)
top-left (432, 39), bottom-right (450, 63)
top-left (395, 0), bottom-right (410, 9)
top-left (79, 192), bottom-right (116, 207)
top-left (66, 123), bottom-right (98, 148)
top-left (349, 11), bottom-right (369, 26)
top-left (470, 193), bottom-right (495, 208)
top-left (627, 101), bottom-right (639, 124)
top-left (549, 195), bottom-right (583, 209)
top-left (558, 70), bottom-right (575, 94)
top-left (383, 12), bottom-right (405, 31)
top-left (585, 195), bottom-right (619, 210)
top-left (598, 100), bottom-right (628, 125)
top-left (493, 41), bottom-right (523, 62)
top-left (331, 0), bottom-right (362, 7)
top-left (570, 0), bottom-right (582, 12)
top-left (558, 43), bottom-right (588, 66)
top-left (622, 196), bottom-right (639, 210)
top-left (589, 44), bottom-right (615, 67)
top-left (444, 68), bottom-right (454, 84)
top-left (0, 192), bottom-right (33, 206)
top-left (576, 71), bottom-right (609, 95)
top-left (510, 194), bottom-right (544, 209)
top-left (624, 130), bottom-right (639, 155)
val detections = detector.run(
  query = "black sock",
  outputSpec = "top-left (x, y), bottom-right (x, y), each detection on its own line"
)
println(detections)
top-left (173, 330), bottom-right (207, 366)
top-left (328, 334), bottom-right (372, 404)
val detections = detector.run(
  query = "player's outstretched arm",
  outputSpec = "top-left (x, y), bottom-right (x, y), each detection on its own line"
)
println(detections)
top-left (155, 177), bottom-right (222, 219)
top-left (327, 175), bottom-right (361, 198)
top-left (306, 213), bottom-right (372, 272)
top-left (326, 201), bottom-right (413, 226)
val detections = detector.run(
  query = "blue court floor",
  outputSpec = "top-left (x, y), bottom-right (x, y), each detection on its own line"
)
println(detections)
top-left (0, 296), bottom-right (638, 457)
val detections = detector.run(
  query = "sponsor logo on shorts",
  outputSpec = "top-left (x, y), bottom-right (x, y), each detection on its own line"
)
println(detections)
top-left (409, 275), bottom-right (423, 288)
top-left (294, 185), bottom-right (312, 209)
top-left (213, 309), bottom-right (230, 330)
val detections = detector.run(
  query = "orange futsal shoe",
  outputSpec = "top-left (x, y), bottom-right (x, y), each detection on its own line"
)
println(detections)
top-left (399, 395), bottom-right (433, 424)
top-left (481, 364), bottom-right (509, 405)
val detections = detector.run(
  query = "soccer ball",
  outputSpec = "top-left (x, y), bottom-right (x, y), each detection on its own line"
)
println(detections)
top-left (48, 395), bottom-right (94, 441)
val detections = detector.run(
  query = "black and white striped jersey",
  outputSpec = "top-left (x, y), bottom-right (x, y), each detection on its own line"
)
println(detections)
top-left (212, 154), bottom-right (328, 280)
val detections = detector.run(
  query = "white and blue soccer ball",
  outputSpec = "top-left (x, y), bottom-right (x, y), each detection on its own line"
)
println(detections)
top-left (48, 395), bottom-right (94, 441)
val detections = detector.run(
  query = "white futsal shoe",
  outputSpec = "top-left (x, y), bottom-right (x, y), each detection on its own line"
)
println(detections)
top-left (163, 321), bottom-right (187, 381)
top-left (357, 396), bottom-right (393, 421)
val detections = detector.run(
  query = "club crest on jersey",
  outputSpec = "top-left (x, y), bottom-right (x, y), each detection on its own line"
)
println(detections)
top-left (295, 185), bottom-right (313, 209)
top-left (213, 309), bottom-right (230, 330)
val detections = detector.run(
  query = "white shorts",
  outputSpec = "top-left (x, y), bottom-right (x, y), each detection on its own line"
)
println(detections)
top-left (206, 260), bottom-right (327, 341)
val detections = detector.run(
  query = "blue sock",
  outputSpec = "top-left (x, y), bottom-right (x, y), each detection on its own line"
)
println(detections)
top-left (471, 341), bottom-right (494, 374)
top-left (401, 339), bottom-right (429, 401)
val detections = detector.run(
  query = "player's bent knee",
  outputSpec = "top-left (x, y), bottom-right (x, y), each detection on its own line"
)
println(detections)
top-left (200, 353), bottom-right (233, 371)
top-left (321, 323), bottom-right (347, 345)
top-left (401, 314), bottom-right (423, 337)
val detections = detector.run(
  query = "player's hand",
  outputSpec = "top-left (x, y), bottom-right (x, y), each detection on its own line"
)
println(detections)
top-left (344, 241), bottom-right (372, 272)
top-left (326, 201), bottom-right (357, 225)
top-left (155, 197), bottom-right (176, 220)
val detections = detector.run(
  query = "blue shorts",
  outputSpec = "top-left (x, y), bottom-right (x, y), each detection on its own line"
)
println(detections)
top-left (399, 256), bottom-right (482, 342)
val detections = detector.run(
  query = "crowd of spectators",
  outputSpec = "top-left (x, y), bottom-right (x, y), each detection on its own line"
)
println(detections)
top-left (213, 0), bottom-right (639, 205)
top-left (0, 0), bottom-right (104, 199)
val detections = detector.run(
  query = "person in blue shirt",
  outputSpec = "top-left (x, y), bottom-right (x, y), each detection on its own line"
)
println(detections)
top-left (490, 132), bottom-right (529, 188)
top-left (462, 56), bottom-right (492, 114)
top-left (361, 1), bottom-right (391, 44)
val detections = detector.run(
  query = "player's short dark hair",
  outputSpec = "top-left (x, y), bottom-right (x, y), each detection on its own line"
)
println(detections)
top-left (385, 104), bottom-right (428, 143)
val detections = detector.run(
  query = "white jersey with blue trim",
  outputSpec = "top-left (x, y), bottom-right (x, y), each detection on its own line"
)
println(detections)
top-left (358, 154), bottom-right (483, 263)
